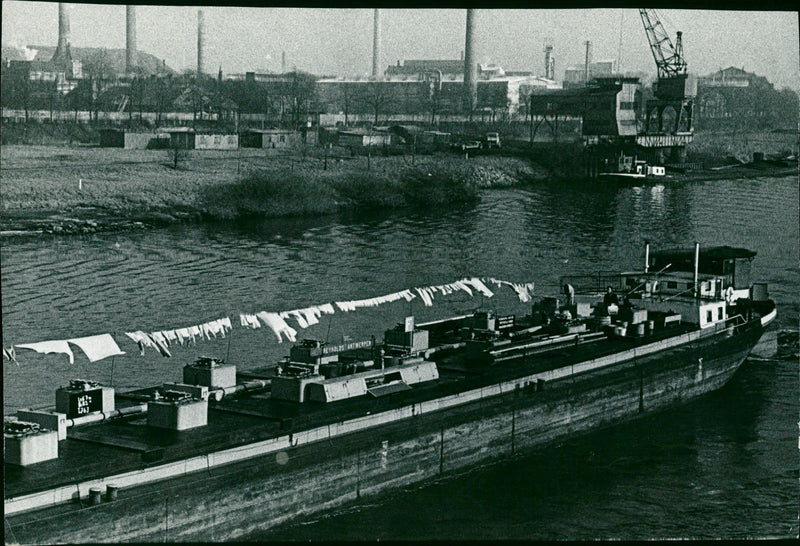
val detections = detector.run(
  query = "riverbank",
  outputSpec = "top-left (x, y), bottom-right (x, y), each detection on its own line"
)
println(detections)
top-left (0, 145), bottom-right (548, 235)
top-left (1, 143), bottom-right (796, 236)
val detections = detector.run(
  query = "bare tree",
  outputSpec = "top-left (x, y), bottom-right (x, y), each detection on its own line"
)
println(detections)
top-left (82, 49), bottom-right (114, 123)
top-left (363, 81), bottom-right (392, 125)
top-left (288, 71), bottom-right (316, 129)
top-left (166, 139), bottom-right (187, 169)
top-left (338, 84), bottom-right (356, 127)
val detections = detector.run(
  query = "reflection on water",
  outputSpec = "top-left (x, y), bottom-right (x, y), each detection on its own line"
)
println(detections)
top-left (2, 175), bottom-right (798, 538)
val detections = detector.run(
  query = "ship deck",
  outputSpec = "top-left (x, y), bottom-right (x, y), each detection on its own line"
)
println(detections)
top-left (4, 322), bottom-right (713, 501)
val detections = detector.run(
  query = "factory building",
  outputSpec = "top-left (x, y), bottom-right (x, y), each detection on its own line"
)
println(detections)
top-left (694, 67), bottom-right (794, 126)
top-left (315, 60), bottom-right (558, 123)
top-left (563, 60), bottom-right (618, 88)
top-left (528, 76), bottom-right (642, 139)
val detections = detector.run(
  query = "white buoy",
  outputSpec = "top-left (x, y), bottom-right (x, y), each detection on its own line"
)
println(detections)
top-left (79, 179), bottom-right (82, 190)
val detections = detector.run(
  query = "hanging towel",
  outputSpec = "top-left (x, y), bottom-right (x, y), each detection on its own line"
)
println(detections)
top-left (148, 334), bottom-right (172, 357)
top-left (453, 281), bottom-right (472, 296)
top-left (188, 326), bottom-right (201, 343)
top-left (67, 334), bottom-right (125, 363)
top-left (206, 320), bottom-right (224, 338)
top-left (197, 323), bottom-right (210, 340)
top-left (415, 288), bottom-right (433, 307)
top-left (240, 314), bottom-right (249, 327)
top-left (215, 319), bottom-right (227, 338)
top-left (257, 312), bottom-right (297, 343)
top-left (16, 340), bottom-right (75, 364)
top-left (125, 331), bottom-right (145, 355)
top-left (401, 289), bottom-right (416, 302)
top-left (162, 330), bottom-right (178, 345)
top-left (282, 310), bottom-right (309, 329)
top-left (247, 315), bottom-right (261, 329)
top-left (318, 303), bottom-right (335, 315)
top-left (300, 307), bottom-right (321, 326)
top-left (3, 346), bottom-right (18, 365)
top-left (464, 278), bottom-right (494, 298)
top-left (220, 317), bottom-right (232, 332)
top-left (509, 282), bottom-right (534, 303)
top-left (175, 327), bottom-right (192, 345)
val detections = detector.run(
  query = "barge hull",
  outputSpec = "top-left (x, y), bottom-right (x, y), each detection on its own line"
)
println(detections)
top-left (4, 323), bottom-right (762, 543)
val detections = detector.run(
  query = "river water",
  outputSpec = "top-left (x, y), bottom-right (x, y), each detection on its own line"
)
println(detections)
top-left (2, 175), bottom-right (798, 539)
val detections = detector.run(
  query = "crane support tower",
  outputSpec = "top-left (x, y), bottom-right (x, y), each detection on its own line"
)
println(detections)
top-left (637, 8), bottom-right (696, 156)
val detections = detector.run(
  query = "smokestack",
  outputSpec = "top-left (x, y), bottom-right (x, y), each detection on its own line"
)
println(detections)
top-left (282, 51), bottom-right (286, 73)
top-left (197, 10), bottom-right (205, 75)
top-left (126, 5), bottom-right (137, 74)
top-left (544, 44), bottom-right (553, 80)
top-left (463, 9), bottom-right (478, 115)
top-left (52, 3), bottom-right (71, 64)
top-left (584, 40), bottom-right (591, 84)
top-left (372, 9), bottom-right (381, 79)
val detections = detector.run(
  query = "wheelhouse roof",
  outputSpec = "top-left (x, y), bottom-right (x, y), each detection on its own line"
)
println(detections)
top-left (651, 246), bottom-right (757, 261)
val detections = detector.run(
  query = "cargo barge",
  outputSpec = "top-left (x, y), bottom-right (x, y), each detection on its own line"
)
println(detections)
top-left (4, 244), bottom-right (776, 543)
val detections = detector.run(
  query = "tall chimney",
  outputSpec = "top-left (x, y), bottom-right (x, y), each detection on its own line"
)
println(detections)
top-left (584, 40), bottom-right (592, 84)
top-left (372, 9), bottom-right (381, 79)
top-left (52, 3), bottom-right (72, 64)
top-left (463, 9), bottom-right (478, 115)
top-left (126, 5), bottom-right (137, 74)
top-left (544, 44), bottom-right (553, 80)
top-left (197, 10), bottom-right (205, 75)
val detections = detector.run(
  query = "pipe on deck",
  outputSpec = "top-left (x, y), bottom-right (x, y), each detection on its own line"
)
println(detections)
top-left (209, 379), bottom-right (270, 401)
top-left (67, 403), bottom-right (147, 428)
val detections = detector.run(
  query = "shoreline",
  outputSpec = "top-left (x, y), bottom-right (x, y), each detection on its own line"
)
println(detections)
top-left (1, 145), bottom-right (795, 237)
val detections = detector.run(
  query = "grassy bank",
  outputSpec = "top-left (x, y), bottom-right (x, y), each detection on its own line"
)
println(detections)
top-left (0, 145), bottom-right (546, 231)
top-left (687, 129), bottom-right (798, 164)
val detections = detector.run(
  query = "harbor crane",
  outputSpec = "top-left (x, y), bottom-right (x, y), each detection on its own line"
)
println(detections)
top-left (638, 8), bottom-right (695, 135)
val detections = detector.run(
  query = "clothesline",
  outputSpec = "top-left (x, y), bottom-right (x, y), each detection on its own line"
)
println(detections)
top-left (5, 276), bottom-right (534, 364)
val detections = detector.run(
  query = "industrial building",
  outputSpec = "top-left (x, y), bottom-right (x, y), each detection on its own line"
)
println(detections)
top-left (527, 76), bottom-right (642, 140)
top-left (694, 67), bottom-right (795, 127)
top-left (563, 60), bottom-right (618, 88)
top-left (316, 60), bottom-right (559, 123)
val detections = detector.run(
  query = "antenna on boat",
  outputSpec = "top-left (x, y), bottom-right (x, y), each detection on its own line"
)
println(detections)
top-left (644, 240), bottom-right (650, 273)
top-left (693, 242), bottom-right (700, 299)
top-left (225, 325), bottom-right (233, 363)
top-left (324, 314), bottom-right (333, 344)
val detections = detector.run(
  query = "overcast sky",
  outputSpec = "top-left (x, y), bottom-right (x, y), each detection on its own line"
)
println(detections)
top-left (2, 3), bottom-right (799, 90)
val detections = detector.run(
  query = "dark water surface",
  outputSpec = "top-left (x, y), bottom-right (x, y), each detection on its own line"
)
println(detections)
top-left (2, 175), bottom-right (798, 539)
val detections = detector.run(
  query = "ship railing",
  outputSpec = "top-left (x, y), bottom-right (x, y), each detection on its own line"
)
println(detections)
top-left (703, 313), bottom-right (748, 337)
top-left (559, 273), bottom-right (627, 295)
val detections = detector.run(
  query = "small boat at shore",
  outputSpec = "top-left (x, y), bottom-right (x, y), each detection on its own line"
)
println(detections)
top-left (598, 155), bottom-right (667, 183)
top-left (4, 242), bottom-right (776, 543)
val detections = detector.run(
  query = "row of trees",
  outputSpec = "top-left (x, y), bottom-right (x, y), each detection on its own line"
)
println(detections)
top-left (1, 51), bottom-right (320, 129)
top-left (2, 49), bottom-right (509, 128)
top-left (695, 85), bottom-right (799, 130)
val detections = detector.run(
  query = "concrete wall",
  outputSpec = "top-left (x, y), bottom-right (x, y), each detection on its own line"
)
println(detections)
top-left (123, 132), bottom-right (170, 150)
top-left (194, 134), bottom-right (238, 150)
top-left (4, 327), bottom-right (758, 543)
